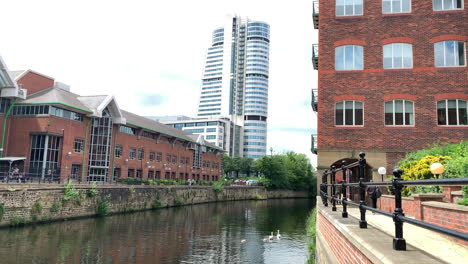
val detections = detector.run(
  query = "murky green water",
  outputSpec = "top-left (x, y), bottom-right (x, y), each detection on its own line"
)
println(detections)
top-left (0, 199), bottom-right (315, 264)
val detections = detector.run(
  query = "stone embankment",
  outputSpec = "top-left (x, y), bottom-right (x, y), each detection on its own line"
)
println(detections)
top-left (0, 185), bottom-right (310, 227)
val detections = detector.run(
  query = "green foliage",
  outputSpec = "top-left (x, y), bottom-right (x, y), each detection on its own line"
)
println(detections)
top-left (174, 198), bottom-right (184, 206)
top-left (63, 180), bottom-right (82, 204)
top-left (10, 215), bottom-right (26, 227)
top-left (212, 178), bottom-right (230, 193)
top-left (50, 201), bottom-right (61, 213)
top-left (86, 182), bottom-right (98, 197)
top-left (0, 204), bottom-right (4, 222)
top-left (250, 194), bottom-right (265, 200)
top-left (96, 194), bottom-right (110, 217)
top-left (151, 199), bottom-right (163, 209)
top-left (31, 201), bottom-right (42, 220)
top-left (41, 215), bottom-right (50, 222)
top-left (458, 186), bottom-right (468, 206)
top-left (119, 177), bottom-right (184, 186)
top-left (397, 141), bottom-right (468, 196)
top-left (306, 208), bottom-right (317, 264)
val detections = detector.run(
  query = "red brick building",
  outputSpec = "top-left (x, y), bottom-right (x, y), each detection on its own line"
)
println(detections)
top-left (313, 0), bottom-right (467, 180)
top-left (0, 57), bottom-right (223, 182)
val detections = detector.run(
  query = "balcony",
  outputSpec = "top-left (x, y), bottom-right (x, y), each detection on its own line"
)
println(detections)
top-left (311, 89), bottom-right (318, 112)
top-left (312, 44), bottom-right (318, 70)
top-left (312, 1), bottom-right (319, 29)
top-left (311, 134), bottom-right (317, 154)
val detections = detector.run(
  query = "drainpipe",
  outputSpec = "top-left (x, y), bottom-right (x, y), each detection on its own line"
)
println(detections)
top-left (81, 119), bottom-right (92, 182)
top-left (0, 99), bottom-right (16, 158)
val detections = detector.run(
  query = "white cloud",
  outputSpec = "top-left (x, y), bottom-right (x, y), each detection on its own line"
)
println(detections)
top-left (1, 0), bottom-right (318, 166)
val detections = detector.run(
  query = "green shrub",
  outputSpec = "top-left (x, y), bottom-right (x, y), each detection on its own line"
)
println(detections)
top-left (174, 198), bottom-right (184, 206)
top-left (0, 204), bottom-right (4, 222)
top-left (63, 180), bottom-right (81, 202)
top-left (96, 195), bottom-right (110, 217)
top-left (10, 215), bottom-right (26, 227)
top-left (212, 181), bottom-right (224, 193)
top-left (458, 198), bottom-right (468, 206)
top-left (86, 182), bottom-right (98, 197)
top-left (151, 199), bottom-right (163, 209)
top-left (306, 208), bottom-right (317, 263)
top-left (250, 194), bottom-right (265, 200)
top-left (50, 201), bottom-right (61, 213)
top-left (31, 201), bottom-right (42, 218)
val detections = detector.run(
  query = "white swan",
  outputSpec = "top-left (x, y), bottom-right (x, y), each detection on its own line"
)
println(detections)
top-left (241, 239), bottom-right (246, 243)
top-left (277, 230), bottom-right (281, 240)
top-left (262, 238), bottom-right (267, 242)
top-left (268, 232), bottom-right (274, 241)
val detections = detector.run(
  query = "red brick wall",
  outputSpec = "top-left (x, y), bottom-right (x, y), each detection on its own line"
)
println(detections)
top-left (317, 0), bottom-right (468, 152)
top-left (422, 205), bottom-right (468, 234)
top-left (379, 195), bottom-right (416, 217)
top-left (16, 72), bottom-right (54, 95)
top-left (318, 213), bottom-right (372, 264)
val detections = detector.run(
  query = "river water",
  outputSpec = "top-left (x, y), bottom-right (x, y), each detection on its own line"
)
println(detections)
top-left (0, 199), bottom-right (315, 264)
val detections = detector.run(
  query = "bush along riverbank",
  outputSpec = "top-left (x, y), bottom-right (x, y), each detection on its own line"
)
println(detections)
top-left (306, 208), bottom-right (317, 264)
top-left (0, 182), bottom-right (310, 228)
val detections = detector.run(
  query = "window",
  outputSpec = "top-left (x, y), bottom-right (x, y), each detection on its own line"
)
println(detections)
top-left (166, 154), bottom-right (171, 163)
top-left (129, 148), bottom-right (136, 160)
top-left (206, 135), bottom-right (216, 139)
top-left (433, 0), bottom-right (462, 10)
top-left (71, 164), bottom-right (81, 180)
top-left (335, 45), bottom-right (363, 70)
top-left (336, 0), bottom-right (363, 16)
top-left (119, 125), bottom-right (136, 135)
top-left (128, 168), bottom-right (135, 178)
top-left (74, 138), bottom-right (84, 153)
top-left (156, 152), bottom-right (162, 162)
top-left (172, 155), bottom-right (177, 164)
top-left (138, 148), bottom-right (144, 160)
top-left (149, 152), bottom-right (155, 162)
top-left (437, 99), bottom-right (467, 125)
top-left (434, 41), bottom-right (466, 67)
top-left (383, 0), bottom-right (410, 13)
top-left (115, 145), bottom-right (123, 158)
top-left (383, 43), bottom-right (413, 69)
top-left (335, 101), bottom-right (363, 126)
top-left (385, 100), bottom-right (414, 125)
top-left (136, 169), bottom-right (142, 179)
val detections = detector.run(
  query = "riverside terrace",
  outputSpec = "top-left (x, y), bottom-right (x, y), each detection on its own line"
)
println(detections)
top-left (317, 152), bottom-right (467, 263)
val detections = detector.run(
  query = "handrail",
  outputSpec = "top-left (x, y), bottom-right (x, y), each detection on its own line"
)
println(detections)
top-left (319, 152), bottom-right (468, 251)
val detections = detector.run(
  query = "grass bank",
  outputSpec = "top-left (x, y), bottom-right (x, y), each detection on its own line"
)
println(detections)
top-left (306, 208), bottom-right (317, 263)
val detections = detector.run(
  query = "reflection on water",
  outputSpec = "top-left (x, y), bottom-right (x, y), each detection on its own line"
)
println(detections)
top-left (0, 199), bottom-right (315, 264)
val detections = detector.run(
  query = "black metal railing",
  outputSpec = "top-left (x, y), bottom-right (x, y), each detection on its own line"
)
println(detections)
top-left (312, 1), bottom-right (319, 29)
top-left (311, 88), bottom-right (318, 112)
top-left (319, 152), bottom-right (468, 250)
top-left (312, 44), bottom-right (318, 70)
top-left (311, 134), bottom-right (318, 154)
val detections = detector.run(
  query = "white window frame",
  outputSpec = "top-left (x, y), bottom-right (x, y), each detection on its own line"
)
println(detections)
top-left (336, 0), bottom-right (364, 16)
top-left (384, 100), bottom-right (415, 126)
top-left (383, 43), bottom-right (413, 69)
top-left (335, 45), bottom-right (364, 70)
top-left (437, 99), bottom-right (468, 126)
top-left (433, 0), bottom-right (463, 11)
top-left (383, 0), bottom-right (411, 13)
top-left (434, 41), bottom-right (466, 67)
top-left (335, 100), bottom-right (364, 126)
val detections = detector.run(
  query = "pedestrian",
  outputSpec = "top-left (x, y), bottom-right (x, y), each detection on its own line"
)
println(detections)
top-left (187, 178), bottom-right (192, 186)
top-left (366, 180), bottom-right (382, 212)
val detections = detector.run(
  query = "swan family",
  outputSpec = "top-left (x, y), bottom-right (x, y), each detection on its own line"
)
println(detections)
top-left (244, 230), bottom-right (282, 243)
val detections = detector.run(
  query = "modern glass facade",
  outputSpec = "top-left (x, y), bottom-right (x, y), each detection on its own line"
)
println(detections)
top-left (196, 16), bottom-right (270, 158)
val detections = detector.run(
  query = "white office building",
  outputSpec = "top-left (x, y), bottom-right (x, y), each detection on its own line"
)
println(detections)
top-left (196, 15), bottom-right (270, 159)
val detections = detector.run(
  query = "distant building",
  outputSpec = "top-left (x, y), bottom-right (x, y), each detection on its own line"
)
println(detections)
top-left (312, 1), bottom-right (467, 181)
top-left (0, 56), bottom-right (223, 182)
top-left (195, 15), bottom-right (270, 159)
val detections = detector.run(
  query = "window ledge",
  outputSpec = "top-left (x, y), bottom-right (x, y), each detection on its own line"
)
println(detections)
top-left (436, 66), bottom-right (467, 71)
top-left (382, 12), bottom-right (412, 17)
top-left (334, 126), bottom-right (365, 129)
top-left (335, 15), bottom-right (364, 19)
top-left (436, 125), bottom-right (468, 128)
top-left (433, 9), bottom-right (464, 14)
top-left (335, 70), bottom-right (364, 73)
top-left (383, 68), bottom-right (413, 72)
top-left (384, 126), bottom-right (416, 128)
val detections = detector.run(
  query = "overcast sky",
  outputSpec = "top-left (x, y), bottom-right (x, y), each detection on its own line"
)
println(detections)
top-left (1, 0), bottom-right (318, 165)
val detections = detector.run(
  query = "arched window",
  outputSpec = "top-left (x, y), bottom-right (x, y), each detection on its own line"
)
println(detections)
top-left (335, 100), bottom-right (364, 126)
top-left (335, 45), bottom-right (364, 70)
top-left (437, 99), bottom-right (467, 125)
top-left (383, 43), bottom-right (413, 69)
top-left (385, 100), bottom-right (414, 126)
top-left (434, 41), bottom-right (466, 67)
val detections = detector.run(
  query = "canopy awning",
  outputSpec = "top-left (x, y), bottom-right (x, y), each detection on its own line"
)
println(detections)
top-left (0, 157), bottom-right (27, 162)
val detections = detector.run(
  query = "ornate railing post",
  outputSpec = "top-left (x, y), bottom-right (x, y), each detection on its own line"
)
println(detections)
top-left (392, 168), bottom-right (407, 250)
top-left (320, 169), bottom-right (328, 206)
top-left (341, 160), bottom-right (348, 218)
top-left (331, 165), bottom-right (337, 211)
top-left (358, 152), bottom-right (367, 228)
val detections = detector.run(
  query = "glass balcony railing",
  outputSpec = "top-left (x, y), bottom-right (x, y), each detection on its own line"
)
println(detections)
top-left (311, 134), bottom-right (318, 154)
top-left (312, 44), bottom-right (318, 70)
top-left (312, 1), bottom-right (319, 29)
top-left (311, 89), bottom-right (318, 112)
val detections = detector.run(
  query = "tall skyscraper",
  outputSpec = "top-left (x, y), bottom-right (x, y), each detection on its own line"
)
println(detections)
top-left (196, 15), bottom-right (270, 159)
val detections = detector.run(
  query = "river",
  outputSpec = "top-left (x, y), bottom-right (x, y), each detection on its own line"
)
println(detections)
top-left (0, 199), bottom-right (315, 264)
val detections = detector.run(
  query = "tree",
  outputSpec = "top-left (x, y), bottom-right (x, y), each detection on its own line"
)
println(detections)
top-left (239, 157), bottom-right (254, 177)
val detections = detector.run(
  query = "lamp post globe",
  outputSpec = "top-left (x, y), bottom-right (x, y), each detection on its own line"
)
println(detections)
top-left (430, 163), bottom-right (445, 175)
top-left (378, 167), bottom-right (386, 181)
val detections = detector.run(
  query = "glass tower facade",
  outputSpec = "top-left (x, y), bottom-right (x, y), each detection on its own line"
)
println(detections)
top-left (196, 16), bottom-right (270, 158)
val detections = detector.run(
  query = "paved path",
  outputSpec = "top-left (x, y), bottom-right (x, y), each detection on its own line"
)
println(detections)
top-left (344, 206), bottom-right (468, 263)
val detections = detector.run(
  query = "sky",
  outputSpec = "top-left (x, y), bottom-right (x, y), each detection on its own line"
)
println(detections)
top-left (1, 0), bottom-right (318, 165)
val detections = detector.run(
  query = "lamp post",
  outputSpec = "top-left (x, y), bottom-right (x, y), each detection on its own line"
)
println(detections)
top-left (378, 167), bottom-right (386, 182)
top-left (430, 162), bottom-right (445, 192)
